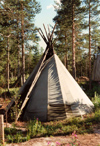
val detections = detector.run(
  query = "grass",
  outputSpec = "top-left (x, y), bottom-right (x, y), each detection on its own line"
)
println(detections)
top-left (0, 87), bottom-right (19, 95)
top-left (4, 110), bottom-right (100, 143)
top-left (5, 128), bottom-right (27, 143)
top-left (2, 82), bottom-right (100, 144)
top-left (4, 94), bottom-right (100, 144)
top-left (79, 81), bottom-right (100, 98)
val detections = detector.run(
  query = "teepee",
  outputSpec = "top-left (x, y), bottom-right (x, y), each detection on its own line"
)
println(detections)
top-left (92, 53), bottom-right (100, 81)
top-left (7, 24), bottom-right (94, 122)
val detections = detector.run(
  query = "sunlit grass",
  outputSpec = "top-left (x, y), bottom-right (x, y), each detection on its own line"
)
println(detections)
top-left (1, 81), bottom-right (100, 144)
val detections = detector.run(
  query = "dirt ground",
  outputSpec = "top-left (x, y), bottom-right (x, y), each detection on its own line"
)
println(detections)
top-left (5, 124), bottom-right (100, 146)
top-left (6, 131), bottom-right (100, 146)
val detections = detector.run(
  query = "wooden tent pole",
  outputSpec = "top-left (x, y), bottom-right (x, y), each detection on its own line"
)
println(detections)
top-left (38, 28), bottom-right (48, 43)
top-left (16, 48), bottom-right (49, 121)
top-left (5, 23), bottom-right (57, 121)
top-left (50, 23), bottom-right (57, 41)
top-left (43, 24), bottom-right (49, 41)
top-left (38, 29), bottom-right (47, 43)
top-left (47, 25), bottom-right (51, 41)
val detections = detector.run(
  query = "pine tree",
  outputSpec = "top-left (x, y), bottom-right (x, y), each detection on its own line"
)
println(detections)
top-left (53, 0), bottom-right (85, 78)
top-left (0, 0), bottom-right (41, 87)
top-left (0, 1), bottom-right (14, 90)
top-left (83, 0), bottom-right (100, 88)
top-left (0, 37), bottom-right (7, 87)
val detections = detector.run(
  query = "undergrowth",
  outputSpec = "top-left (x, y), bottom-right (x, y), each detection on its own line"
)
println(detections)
top-left (5, 109), bottom-right (100, 144)
top-left (4, 89), bottom-right (100, 144)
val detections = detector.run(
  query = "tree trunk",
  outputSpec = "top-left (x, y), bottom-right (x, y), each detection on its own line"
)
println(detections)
top-left (86, 61), bottom-right (87, 77)
top-left (64, 53), bottom-right (68, 69)
top-left (21, 1), bottom-right (25, 85)
top-left (64, 32), bottom-right (68, 69)
top-left (89, 0), bottom-right (91, 89)
top-left (18, 44), bottom-right (20, 77)
top-left (95, 40), bottom-right (96, 54)
top-left (81, 65), bottom-right (82, 76)
top-left (72, 0), bottom-right (76, 79)
top-left (7, 37), bottom-right (10, 91)
top-left (17, 17), bottom-right (20, 79)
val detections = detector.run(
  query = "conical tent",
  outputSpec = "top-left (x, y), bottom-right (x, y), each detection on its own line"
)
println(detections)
top-left (6, 24), bottom-right (94, 122)
top-left (92, 54), bottom-right (100, 81)
top-left (22, 54), bottom-right (94, 121)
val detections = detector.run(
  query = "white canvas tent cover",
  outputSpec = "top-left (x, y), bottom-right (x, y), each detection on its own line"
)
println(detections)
top-left (6, 25), bottom-right (94, 122)
top-left (21, 53), bottom-right (94, 121)
top-left (92, 54), bottom-right (100, 81)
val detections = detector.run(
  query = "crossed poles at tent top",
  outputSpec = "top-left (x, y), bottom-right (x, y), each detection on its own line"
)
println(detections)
top-left (38, 23), bottom-right (57, 48)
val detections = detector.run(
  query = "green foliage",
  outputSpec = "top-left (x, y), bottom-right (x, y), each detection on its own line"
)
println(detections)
top-left (10, 93), bottom-right (22, 121)
top-left (4, 116), bottom-right (94, 144)
top-left (25, 48), bottom-right (42, 75)
top-left (4, 88), bottom-right (100, 144)
top-left (0, 0), bottom-right (41, 88)
top-left (84, 95), bottom-right (100, 124)
top-left (0, 42), bottom-right (7, 88)
top-left (79, 81), bottom-right (100, 98)
top-left (53, 0), bottom-right (86, 73)
top-left (27, 119), bottom-right (46, 137)
top-left (80, 0), bottom-right (100, 52)
top-left (26, 116), bottom-right (94, 138)
top-left (62, 125), bottom-right (78, 134)
top-left (5, 127), bottom-right (27, 143)
top-left (0, 76), bottom-right (6, 87)
top-left (92, 93), bottom-right (100, 111)
top-left (4, 107), bottom-right (100, 144)
top-left (0, 143), bottom-right (6, 146)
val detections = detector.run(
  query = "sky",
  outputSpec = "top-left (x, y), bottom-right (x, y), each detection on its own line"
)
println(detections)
top-left (35, 0), bottom-right (61, 49)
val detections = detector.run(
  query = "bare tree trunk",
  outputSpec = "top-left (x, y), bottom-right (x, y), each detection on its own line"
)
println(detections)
top-left (64, 53), bottom-right (68, 69)
top-left (64, 32), bottom-right (68, 69)
top-left (21, 1), bottom-right (25, 85)
top-left (81, 66), bottom-right (82, 76)
top-left (17, 17), bottom-right (20, 79)
top-left (7, 37), bottom-right (10, 91)
top-left (89, 0), bottom-right (91, 89)
top-left (72, 0), bottom-right (76, 79)
top-left (95, 40), bottom-right (96, 54)
top-left (86, 61), bottom-right (87, 77)
top-left (18, 44), bottom-right (20, 77)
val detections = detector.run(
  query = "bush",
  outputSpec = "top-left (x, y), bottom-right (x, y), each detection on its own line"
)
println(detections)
top-left (5, 127), bottom-right (27, 143)
top-left (0, 75), bottom-right (6, 88)
top-left (27, 118), bottom-right (46, 137)
top-left (92, 93), bottom-right (100, 111)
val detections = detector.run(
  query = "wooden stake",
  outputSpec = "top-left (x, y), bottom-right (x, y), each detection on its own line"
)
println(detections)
top-left (0, 115), bottom-right (4, 145)
top-left (6, 112), bottom-right (7, 128)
